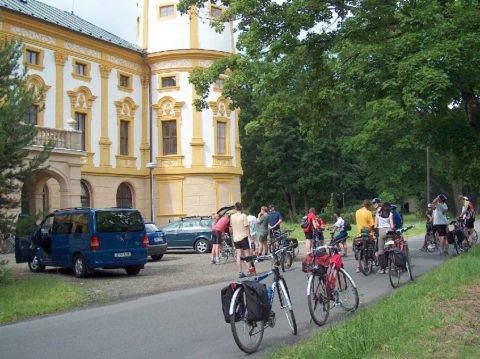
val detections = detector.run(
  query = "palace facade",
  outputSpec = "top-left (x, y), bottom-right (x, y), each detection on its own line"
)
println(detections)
top-left (0, 0), bottom-right (242, 225)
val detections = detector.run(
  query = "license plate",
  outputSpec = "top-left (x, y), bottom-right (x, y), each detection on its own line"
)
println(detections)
top-left (154, 237), bottom-right (163, 243)
top-left (114, 252), bottom-right (131, 258)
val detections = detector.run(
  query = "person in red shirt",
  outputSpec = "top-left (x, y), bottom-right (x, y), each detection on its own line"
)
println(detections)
top-left (211, 213), bottom-right (230, 264)
top-left (304, 208), bottom-right (318, 254)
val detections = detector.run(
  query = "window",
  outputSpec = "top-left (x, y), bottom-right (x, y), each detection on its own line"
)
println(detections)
top-left (42, 184), bottom-right (49, 213)
top-left (211, 6), bottom-right (222, 19)
top-left (119, 75), bottom-right (129, 88)
top-left (74, 112), bottom-right (86, 151)
top-left (116, 183), bottom-right (133, 208)
top-left (162, 76), bottom-right (176, 88)
top-left (217, 122), bottom-right (226, 155)
top-left (26, 50), bottom-right (39, 65)
top-left (72, 214), bottom-right (89, 234)
top-left (96, 210), bottom-right (143, 233)
top-left (215, 78), bottom-right (224, 90)
top-left (159, 5), bottom-right (174, 17)
top-left (80, 181), bottom-right (90, 207)
top-left (25, 105), bottom-right (38, 125)
top-left (75, 62), bottom-right (87, 76)
top-left (120, 120), bottom-right (129, 156)
top-left (162, 120), bottom-right (177, 155)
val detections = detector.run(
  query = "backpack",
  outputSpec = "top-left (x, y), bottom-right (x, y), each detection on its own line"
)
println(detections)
top-left (242, 281), bottom-right (270, 322)
top-left (300, 216), bottom-right (309, 229)
top-left (343, 220), bottom-right (352, 231)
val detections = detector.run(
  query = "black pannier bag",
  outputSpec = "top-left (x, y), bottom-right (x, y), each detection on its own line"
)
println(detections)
top-left (221, 284), bottom-right (242, 323)
top-left (446, 231), bottom-right (455, 244)
top-left (242, 280), bottom-right (270, 322)
top-left (392, 248), bottom-right (407, 269)
top-left (454, 229), bottom-right (465, 245)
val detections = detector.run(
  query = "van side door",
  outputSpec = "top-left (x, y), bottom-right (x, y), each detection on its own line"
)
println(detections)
top-left (51, 214), bottom-right (73, 266)
top-left (70, 213), bottom-right (90, 256)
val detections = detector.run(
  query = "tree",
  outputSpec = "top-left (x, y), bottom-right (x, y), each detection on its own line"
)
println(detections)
top-left (0, 39), bottom-right (51, 232)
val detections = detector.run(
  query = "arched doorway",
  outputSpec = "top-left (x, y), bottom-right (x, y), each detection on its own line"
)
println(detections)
top-left (116, 182), bottom-right (133, 208)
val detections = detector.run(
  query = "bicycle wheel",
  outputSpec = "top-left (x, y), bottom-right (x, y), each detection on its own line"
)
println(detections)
top-left (277, 278), bottom-right (297, 335)
top-left (284, 252), bottom-right (293, 270)
top-left (217, 250), bottom-right (228, 264)
top-left (425, 233), bottom-right (435, 252)
top-left (388, 257), bottom-right (401, 288)
top-left (359, 249), bottom-right (372, 276)
top-left (406, 258), bottom-right (413, 281)
top-left (307, 274), bottom-right (330, 326)
top-left (230, 287), bottom-right (265, 354)
top-left (471, 230), bottom-right (478, 244)
top-left (334, 268), bottom-right (359, 311)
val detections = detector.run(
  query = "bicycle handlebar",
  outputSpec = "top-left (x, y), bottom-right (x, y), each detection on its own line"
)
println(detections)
top-left (240, 243), bottom-right (296, 263)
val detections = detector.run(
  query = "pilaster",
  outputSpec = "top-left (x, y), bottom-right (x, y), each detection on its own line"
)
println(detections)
top-left (141, 73), bottom-right (150, 169)
top-left (190, 74), bottom-right (205, 167)
top-left (99, 64), bottom-right (112, 168)
top-left (54, 49), bottom-right (67, 129)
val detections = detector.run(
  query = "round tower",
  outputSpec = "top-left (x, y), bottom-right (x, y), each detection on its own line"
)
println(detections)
top-left (137, 0), bottom-right (242, 223)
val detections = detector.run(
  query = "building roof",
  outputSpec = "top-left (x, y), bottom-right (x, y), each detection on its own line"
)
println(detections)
top-left (0, 0), bottom-right (143, 53)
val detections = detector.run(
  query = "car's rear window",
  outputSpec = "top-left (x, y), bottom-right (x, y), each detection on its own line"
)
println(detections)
top-left (145, 223), bottom-right (159, 233)
top-left (96, 211), bottom-right (144, 233)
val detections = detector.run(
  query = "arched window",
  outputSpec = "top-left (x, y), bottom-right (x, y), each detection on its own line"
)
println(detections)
top-left (42, 184), bottom-right (49, 212)
top-left (80, 180), bottom-right (91, 208)
top-left (116, 183), bottom-right (133, 208)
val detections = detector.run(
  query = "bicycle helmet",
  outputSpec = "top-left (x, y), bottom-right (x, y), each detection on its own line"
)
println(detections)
top-left (372, 197), bottom-right (381, 204)
top-left (427, 203), bottom-right (432, 208)
top-left (391, 204), bottom-right (398, 209)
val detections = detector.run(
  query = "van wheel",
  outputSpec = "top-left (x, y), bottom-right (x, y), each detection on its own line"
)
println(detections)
top-left (151, 254), bottom-right (163, 261)
top-left (125, 266), bottom-right (141, 276)
top-left (73, 254), bottom-right (88, 278)
top-left (194, 239), bottom-right (210, 254)
top-left (28, 256), bottom-right (45, 273)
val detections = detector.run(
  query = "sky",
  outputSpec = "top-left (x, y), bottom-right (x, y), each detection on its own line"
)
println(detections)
top-left (37, 0), bottom-right (137, 43)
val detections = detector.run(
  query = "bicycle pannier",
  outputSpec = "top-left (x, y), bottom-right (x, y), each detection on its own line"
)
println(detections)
top-left (454, 229), bottom-right (465, 245)
top-left (343, 220), bottom-right (352, 231)
top-left (242, 281), bottom-right (270, 322)
top-left (378, 253), bottom-right (387, 270)
top-left (446, 231), bottom-right (455, 244)
top-left (221, 284), bottom-right (241, 323)
top-left (302, 254), bottom-right (314, 272)
top-left (393, 248), bottom-right (407, 269)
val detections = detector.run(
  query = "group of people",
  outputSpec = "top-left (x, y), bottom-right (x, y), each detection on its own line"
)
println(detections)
top-left (210, 203), bottom-right (283, 278)
top-left (423, 194), bottom-right (477, 254)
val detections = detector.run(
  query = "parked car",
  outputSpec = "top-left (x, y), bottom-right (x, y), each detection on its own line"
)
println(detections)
top-left (162, 216), bottom-right (213, 253)
top-left (15, 208), bottom-right (148, 278)
top-left (145, 222), bottom-right (167, 261)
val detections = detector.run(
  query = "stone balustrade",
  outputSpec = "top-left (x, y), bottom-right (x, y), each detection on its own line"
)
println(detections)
top-left (32, 126), bottom-right (83, 151)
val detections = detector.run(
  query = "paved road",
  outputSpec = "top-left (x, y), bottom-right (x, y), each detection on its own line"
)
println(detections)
top-left (0, 236), bottom-right (448, 359)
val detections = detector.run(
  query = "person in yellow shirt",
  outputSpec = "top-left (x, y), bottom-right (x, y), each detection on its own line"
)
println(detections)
top-left (355, 200), bottom-right (375, 236)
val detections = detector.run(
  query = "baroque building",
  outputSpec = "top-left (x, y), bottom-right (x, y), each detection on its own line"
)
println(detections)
top-left (0, 0), bottom-right (242, 225)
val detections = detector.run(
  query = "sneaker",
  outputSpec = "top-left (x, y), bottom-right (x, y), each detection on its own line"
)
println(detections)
top-left (211, 257), bottom-right (215, 264)
top-left (378, 269), bottom-right (386, 274)
top-left (356, 267), bottom-right (360, 273)
top-left (238, 272), bottom-right (246, 279)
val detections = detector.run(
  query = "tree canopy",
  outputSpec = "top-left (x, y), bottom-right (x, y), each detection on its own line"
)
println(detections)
top-left (179, 0), bottom-right (480, 216)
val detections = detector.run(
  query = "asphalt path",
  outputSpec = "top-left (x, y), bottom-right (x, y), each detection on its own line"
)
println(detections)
top-left (0, 235), bottom-right (450, 359)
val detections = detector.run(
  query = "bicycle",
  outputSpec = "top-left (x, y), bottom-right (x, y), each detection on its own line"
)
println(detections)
top-left (385, 226), bottom-right (414, 288)
top-left (354, 232), bottom-right (378, 276)
top-left (306, 241), bottom-right (359, 326)
top-left (227, 244), bottom-right (297, 353)
top-left (269, 229), bottom-right (295, 272)
top-left (217, 232), bottom-right (236, 264)
top-left (447, 220), bottom-right (469, 254)
top-left (423, 226), bottom-right (439, 253)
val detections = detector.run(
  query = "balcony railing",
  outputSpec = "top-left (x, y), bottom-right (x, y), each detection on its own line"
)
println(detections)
top-left (31, 126), bottom-right (83, 151)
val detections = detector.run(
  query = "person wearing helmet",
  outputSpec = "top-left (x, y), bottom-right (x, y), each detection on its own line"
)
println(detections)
top-left (456, 195), bottom-right (476, 244)
top-left (391, 204), bottom-right (403, 230)
top-left (432, 194), bottom-right (448, 255)
top-left (421, 203), bottom-right (434, 251)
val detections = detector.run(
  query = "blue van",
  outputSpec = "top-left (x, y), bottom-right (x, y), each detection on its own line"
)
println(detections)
top-left (15, 208), bottom-right (148, 277)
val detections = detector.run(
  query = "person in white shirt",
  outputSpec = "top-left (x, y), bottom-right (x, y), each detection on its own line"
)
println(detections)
top-left (331, 211), bottom-right (348, 256)
top-left (433, 194), bottom-right (449, 255)
top-left (375, 203), bottom-right (395, 274)
top-left (247, 213), bottom-right (257, 253)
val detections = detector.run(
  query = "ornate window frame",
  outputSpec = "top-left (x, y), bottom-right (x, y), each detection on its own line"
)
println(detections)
top-left (157, 3), bottom-right (177, 20)
top-left (158, 73), bottom-right (180, 92)
top-left (114, 97), bottom-right (138, 168)
top-left (209, 97), bottom-right (232, 167)
top-left (72, 58), bottom-right (91, 82)
top-left (117, 71), bottom-right (133, 93)
top-left (153, 96), bottom-right (185, 168)
top-left (25, 74), bottom-right (51, 126)
top-left (23, 45), bottom-right (44, 71)
top-left (67, 86), bottom-right (97, 165)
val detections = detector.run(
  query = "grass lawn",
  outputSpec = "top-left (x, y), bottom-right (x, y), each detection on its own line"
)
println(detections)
top-left (0, 275), bottom-right (90, 324)
top-left (267, 245), bottom-right (480, 359)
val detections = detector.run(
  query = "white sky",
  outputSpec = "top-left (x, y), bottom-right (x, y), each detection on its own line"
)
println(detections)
top-left (37, 0), bottom-right (137, 43)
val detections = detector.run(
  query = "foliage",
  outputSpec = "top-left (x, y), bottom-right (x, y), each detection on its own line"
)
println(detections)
top-left (0, 39), bottom-right (51, 232)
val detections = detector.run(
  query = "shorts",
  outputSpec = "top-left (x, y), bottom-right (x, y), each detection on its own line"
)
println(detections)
top-left (335, 231), bottom-right (348, 242)
top-left (211, 231), bottom-right (222, 245)
top-left (304, 231), bottom-right (313, 240)
top-left (465, 218), bottom-right (475, 229)
top-left (259, 233), bottom-right (268, 242)
top-left (434, 224), bottom-right (447, 237)
top-left (234, 237), bottom-right (250, 250)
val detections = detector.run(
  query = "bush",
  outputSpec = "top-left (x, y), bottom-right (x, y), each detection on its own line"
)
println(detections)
top-left (0, 259), bottom-right (13, 285)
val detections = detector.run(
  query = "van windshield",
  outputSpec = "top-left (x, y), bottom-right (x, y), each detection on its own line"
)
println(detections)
top-left (96, 211), bottom-right (144, 233)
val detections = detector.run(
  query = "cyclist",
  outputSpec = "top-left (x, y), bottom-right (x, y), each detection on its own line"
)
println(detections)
top-left (391, 204), bottom-right (403, 230)
top-left (355, 199), bottom-right (375, 272)
top-left (230, 202), bottom-right (253, 278)
top-left (304, 208), bottom-right (318, 255)
top-left (432, 194), bottom-right (449, 255)
top-left (211, 213), bottom-right (230, 264)
top-left (456, 195), bottom-right (476, 244)
top-left (313, 215), bottom-right (326, 246)
top-left (329, 211), bottom-right (348, 256)
top-left (267, 204), bottom-right (282, 240)
top-left (421, 203), bottom-right (434, 251)
top-left (375, 202), bottom-right (394, 274)
top-left (257, 206), bottom-right (269, 256)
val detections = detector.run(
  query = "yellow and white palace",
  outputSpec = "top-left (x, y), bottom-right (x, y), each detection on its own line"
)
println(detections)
top-left (0, 0), bottom-right (242, 224)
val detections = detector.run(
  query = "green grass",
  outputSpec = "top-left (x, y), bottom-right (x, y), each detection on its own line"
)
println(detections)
top-left (283, 213), bottom-right (426, 242)
top-left (0, 276), bottom-right (90, 324)
top-left (266, 245), bottom-right (480, 359)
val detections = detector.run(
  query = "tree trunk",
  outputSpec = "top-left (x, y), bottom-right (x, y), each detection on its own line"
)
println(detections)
top-left (451, 181), bottom-right (464, 215)
top-left (303, 194), bottom-right (309, 215)
top-left (282, 188), bottom-right (295, 222)
top-left (462, 90), bottom-right (480, 130)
